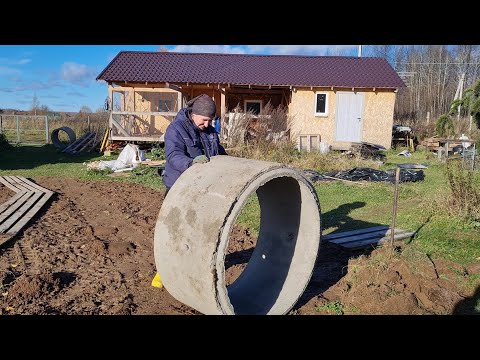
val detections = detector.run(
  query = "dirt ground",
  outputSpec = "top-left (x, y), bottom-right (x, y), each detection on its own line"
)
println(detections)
top-left (0, 177), bottom-right (478, 315)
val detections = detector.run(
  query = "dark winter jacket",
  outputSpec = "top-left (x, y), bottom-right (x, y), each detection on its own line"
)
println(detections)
top-left (163, 108), bottom-right (227, 189)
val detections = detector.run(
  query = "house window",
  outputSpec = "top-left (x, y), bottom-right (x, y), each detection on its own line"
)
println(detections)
top-left (314, 92), bottom-right (328, 117)
top-left (244, 100), bottom-right (262, 115)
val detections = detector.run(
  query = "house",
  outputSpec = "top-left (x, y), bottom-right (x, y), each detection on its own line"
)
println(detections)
top-left (96, 51), bottom-right (405, 149)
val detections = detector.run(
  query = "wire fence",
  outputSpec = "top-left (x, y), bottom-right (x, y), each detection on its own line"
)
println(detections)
top-left (0, 113), bottom-right (109, 144)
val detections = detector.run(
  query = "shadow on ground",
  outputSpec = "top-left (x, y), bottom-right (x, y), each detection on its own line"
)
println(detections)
top-left (0, 144), bottom-right (101, 170)
top-left (453, 286), bottom-right (480, 315)
top-left (293, 201), bottom-right (381, 310)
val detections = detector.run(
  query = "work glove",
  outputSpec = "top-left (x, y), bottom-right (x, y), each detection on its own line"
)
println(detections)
top-left (192, 154), bottom-right (209, 164)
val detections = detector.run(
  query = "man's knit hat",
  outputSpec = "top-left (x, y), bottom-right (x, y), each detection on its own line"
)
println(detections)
top-left (187, 94), bottom-right (216, 119)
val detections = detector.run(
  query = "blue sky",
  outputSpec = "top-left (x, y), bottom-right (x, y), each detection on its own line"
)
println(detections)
top-left (0, 45), bottom-right (358, 112)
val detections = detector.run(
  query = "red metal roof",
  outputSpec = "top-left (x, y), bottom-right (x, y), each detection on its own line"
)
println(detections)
top-left (96, 51), bottom-right (406, 89)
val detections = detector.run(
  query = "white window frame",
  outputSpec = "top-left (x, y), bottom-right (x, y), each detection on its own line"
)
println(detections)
top-left (244, 99), bottom-right (263, 115)
top-left (314, 92), bottom-right (329, 117)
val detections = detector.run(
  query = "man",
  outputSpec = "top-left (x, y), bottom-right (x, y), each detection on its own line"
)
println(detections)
top-left (163, 94), bottom-right (227, 194)
top-left (152, 94), bottom-right (227, 290)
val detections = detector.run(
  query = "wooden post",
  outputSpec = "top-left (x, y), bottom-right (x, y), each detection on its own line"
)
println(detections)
top-left (177, 90), bottom-right (182, 112)
top-left (390, 167), bottom-right (401, 249)
top-left (87, 115), bottom-right (90, 132)
top-left (45, 116), bottom-right (49, 144)
top-left (16, 115), bottom-right (20, 143)
top-left (220, 90), bottom-right (226, 119)
top-left (473, 144), bottom-right (476, 171)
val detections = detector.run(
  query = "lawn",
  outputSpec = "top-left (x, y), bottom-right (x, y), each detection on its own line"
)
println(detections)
top-left (236, 149), bottom-right (480, 267)
top-left (1, 144), bottom-right (479, 267)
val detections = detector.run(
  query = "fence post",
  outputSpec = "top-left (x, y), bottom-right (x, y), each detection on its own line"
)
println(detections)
top-left (16, 115), bottom-right (20, 143)
top-left (45, 115), bottom-right (49, 144)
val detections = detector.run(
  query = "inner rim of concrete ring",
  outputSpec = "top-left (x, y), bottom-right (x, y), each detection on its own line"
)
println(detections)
top-left (215, 168), bottom-right (321, 315)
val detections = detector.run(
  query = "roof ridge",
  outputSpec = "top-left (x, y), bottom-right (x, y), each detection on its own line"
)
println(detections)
top-left (117, 50), bottom-right (383, 60)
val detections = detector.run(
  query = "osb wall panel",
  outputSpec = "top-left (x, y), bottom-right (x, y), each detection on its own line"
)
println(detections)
top-left (122, 87), bottom-right (179, 134)
top-left (289, 88), bottom-right (396, 149)
top-left (362, 91), bottom-right (396, 149)
top-left (289, 88), bottom-right (337, 145)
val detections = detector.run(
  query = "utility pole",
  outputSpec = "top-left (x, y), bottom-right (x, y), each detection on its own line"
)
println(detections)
top-left (454, 73), bottom-right (465, 121)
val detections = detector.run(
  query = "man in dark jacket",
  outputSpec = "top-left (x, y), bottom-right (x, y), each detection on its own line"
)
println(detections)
top-left (163, 94), bottom-right (227, 194)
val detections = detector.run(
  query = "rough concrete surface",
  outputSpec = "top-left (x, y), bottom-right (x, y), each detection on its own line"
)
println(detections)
top-left (155, 155), bottom-right (321, 315)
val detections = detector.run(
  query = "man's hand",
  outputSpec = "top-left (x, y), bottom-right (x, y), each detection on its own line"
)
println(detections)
top-left (192, 155), bottom-right (209, 164)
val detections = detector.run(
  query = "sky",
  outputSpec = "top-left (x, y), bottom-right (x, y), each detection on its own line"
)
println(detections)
top-left (0, 45), bottom-right (359, 113)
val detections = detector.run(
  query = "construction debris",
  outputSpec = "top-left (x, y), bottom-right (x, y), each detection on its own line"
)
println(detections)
top-left (325, 167), bottom-right (425, 183)
top-left (322, 226), bottom-right (415, 249)
top-left (62, 131), bottom-right (102, 155)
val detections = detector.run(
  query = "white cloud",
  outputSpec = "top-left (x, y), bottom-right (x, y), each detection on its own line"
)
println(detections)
top-left (17, 58), bottom-right (31, 65)
top-left (165, 45), bottom-right (357, 56)
top-left (0, 66), bottom-right (21, 77)
top-left (0, 57), bottom-right (32, 65)
top-left (43, 94), bottom-right (61, 99)
top-left (66, 91), bottom-right (87, 98)
top-left (245, 45), bottom-right (357, 56)
top-left (166, 45), bottom-right (247, 54)
top-left (0, 80), bottom-right (63, 92)
top-left (61, 62), bottom-right (96, 85)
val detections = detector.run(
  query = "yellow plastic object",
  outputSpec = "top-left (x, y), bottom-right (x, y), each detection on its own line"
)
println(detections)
top-left (100, 128), bottom-right (109, 153)
top-left (151, 273), bottom-right (163, 288)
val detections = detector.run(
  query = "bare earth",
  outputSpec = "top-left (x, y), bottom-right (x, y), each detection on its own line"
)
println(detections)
top-left (0, 177), bottom-right (478, 315)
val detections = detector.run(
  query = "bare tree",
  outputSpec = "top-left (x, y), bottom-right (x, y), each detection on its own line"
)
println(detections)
top-left (79, 105), bottom-right (92, 113)
top-left (31, 93), bottom-right (40, 115)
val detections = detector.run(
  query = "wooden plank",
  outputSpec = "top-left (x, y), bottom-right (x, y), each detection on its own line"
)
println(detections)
top-left (111, 117), bottom-right (130, 136)
top-left (9, 176), bottom-right (40, 192)
top-left (0, 192), bottom-right (42, 233)
top-left (0, 176), bottom-right (22, 193)
top-left (73, 134), bottom-right (96, 154)
top-left (0, 192), bottom-right (35, 228)
top-left (63, 133), bottom-right (94, 153)
top-left (0, 191), bottom-right (28, 215)
top-left (341, 232), bottom-right (416, 249)
top-left (323, 226), bottom-right (390, 240)
top-left (16, 177), bottom-right (52, 194)
top-left (111, 135), bottom-right (164, 142)
top-left (3, 176), bottom-right (28, 191)
top-left (111, 85), bottom-right (183, 93)
top-left (7, 192), bottom-right (53, 235)
top-left (4, 176), bottom-right (30, 192)
top-left (328, 229), bottom-right (408, 245)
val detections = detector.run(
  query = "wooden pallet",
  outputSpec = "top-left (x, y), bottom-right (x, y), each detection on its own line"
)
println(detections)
top-left (0, 176), bottom-right (54, 246)
top-left (62, 132), bottom-right (96, 155)
top-left (322, 226), bottom-right (415, 249)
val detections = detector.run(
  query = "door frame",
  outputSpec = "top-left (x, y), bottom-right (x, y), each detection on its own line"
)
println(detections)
top-left (334, 91), bottom-right (365, 142)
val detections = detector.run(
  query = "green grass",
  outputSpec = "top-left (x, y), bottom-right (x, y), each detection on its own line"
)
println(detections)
top-left (0, 144), bottom-right (165, 190)
top-left (2, 145), bottom-right (479, 272)
top-left (236, 149), bottom-right (480, 270)
top-left (315, 301), bottom-right (345, 315)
